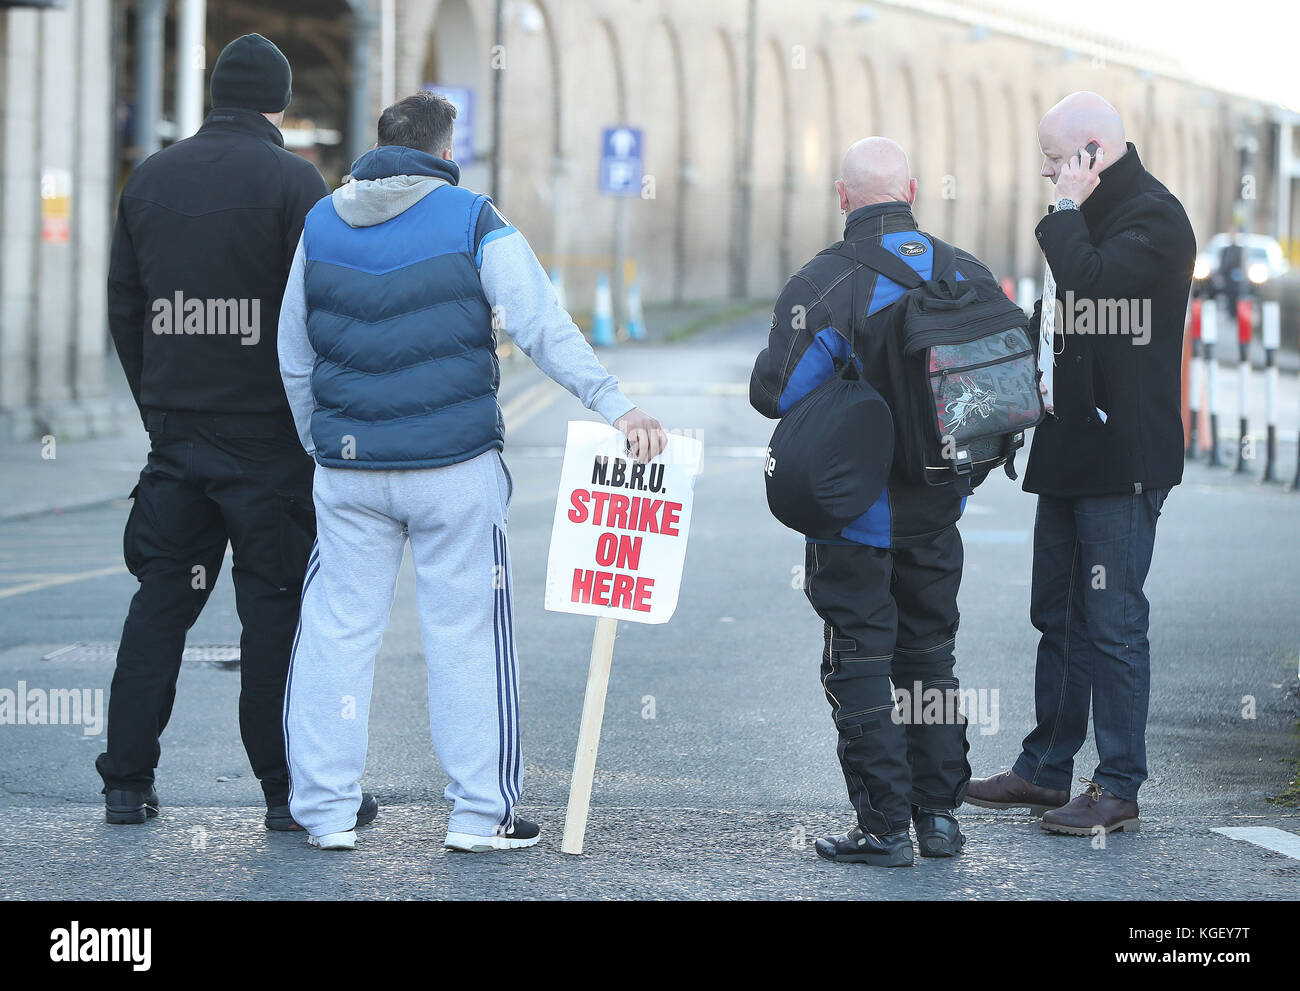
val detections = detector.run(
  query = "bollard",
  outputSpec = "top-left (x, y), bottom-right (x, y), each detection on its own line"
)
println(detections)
top-left (591, 273), bottom-right (615, 347)
top-left (1202, 297), bottom-right (1222, 466)
top-left (1234, 298), bottom-right (1254, 473)
top-left (1187, 298), bottom-right (1202, 459)
top-left (1293, 317), bottom-right (1300, 492)
top-left (1262, 300), bottom-right (1280, 482)
top-left (1016, 276), bottom-right (1037, 315)
top-left (625, 280), bottom-right (646, 341)
top-left (550, 268), bottom-right (567, 312)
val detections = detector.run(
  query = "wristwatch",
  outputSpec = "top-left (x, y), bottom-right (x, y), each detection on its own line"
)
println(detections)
top-left (1054, 197), bottom-right (1079, 211)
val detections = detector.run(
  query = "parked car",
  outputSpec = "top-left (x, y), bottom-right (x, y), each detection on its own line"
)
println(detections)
top-left (1192, 233), bottom-right (1290, 299)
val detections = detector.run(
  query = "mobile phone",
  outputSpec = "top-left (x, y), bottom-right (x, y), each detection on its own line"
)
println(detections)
top-left (1084, 141), bottom-right (1100, 168)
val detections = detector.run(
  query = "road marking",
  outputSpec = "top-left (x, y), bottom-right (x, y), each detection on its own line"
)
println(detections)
top-left (1212, 826), bottom-right (1300, 860)
top-left (501, 378), bottom-right (559, 428)
top-left (506, 444), bottom-right (768, 459)
top-left (0, 564), bottom-right (128, 600)
top-left (618, 382), bottom-right (748, 396)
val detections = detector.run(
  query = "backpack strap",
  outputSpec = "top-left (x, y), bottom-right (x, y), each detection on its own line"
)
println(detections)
top-left (829, 236), bottom-right (966, 350)
top-left (843, 241), bottom-right (861, 362)
top-left (838, 236), bottom-right (962, 294)
top-left (846, 242), bottom-right (925, 290)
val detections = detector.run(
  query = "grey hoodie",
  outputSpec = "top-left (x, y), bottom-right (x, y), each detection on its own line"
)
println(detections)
top-left (331, 174), bottom-right (447, 228)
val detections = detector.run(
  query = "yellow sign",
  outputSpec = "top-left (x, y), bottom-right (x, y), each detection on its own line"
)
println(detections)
top-left (41, 168), bottom-right (71, 244)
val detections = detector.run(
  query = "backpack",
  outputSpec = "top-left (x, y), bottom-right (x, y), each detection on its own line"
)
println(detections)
top-left (763, 243), bottom-right (894, 539)
top-left (836, 238), bottom-right (1045, 487)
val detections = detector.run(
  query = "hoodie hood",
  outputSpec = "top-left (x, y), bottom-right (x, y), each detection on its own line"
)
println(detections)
top-left (332, 145), bottom-right (461, 228)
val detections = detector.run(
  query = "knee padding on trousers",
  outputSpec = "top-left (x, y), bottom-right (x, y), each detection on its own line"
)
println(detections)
top-left (822, 628), bottom-right (894, 680)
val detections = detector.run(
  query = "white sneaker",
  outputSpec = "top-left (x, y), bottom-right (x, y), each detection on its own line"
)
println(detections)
top-left (445, 817), bottom-right (541, 852)
top-left (308, 829), bottom-right (356, 851)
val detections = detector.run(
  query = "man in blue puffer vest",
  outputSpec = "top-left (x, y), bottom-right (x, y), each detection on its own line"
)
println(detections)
top-left (277, 92), bottom-right (665, 853)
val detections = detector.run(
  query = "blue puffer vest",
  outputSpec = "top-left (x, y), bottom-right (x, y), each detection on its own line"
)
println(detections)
top-left (301, 146), bottom-right (501, 469)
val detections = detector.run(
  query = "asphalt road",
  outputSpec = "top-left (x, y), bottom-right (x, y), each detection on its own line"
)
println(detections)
top-left (2, 311), bottom-right (1299, 900)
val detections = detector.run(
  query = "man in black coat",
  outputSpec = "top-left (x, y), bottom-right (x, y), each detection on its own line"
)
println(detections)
top-left (98, 35), bottom-right (375, 831)
top-left (965, 92), bottom-right (1195, 836)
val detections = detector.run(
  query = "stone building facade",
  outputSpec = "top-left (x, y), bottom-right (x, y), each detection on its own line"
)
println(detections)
top-left (0, 0), bottom-right (1281, 438)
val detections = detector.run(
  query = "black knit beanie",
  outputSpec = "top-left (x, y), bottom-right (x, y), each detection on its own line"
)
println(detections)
top-left (209, 34), bottom-right (292, 113)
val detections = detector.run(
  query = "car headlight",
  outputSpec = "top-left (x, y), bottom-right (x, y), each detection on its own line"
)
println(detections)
top-left (1248, 262), bottom-right (1269, 284)
top-left (1193, 256), bottom-right (1211, 280)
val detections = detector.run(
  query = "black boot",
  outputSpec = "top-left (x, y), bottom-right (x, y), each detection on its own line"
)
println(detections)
top-left (104, 787), bottom-right (160, 825)
top-left (815, 825), bottom-right (914, 866)
top-left (912, 806), bottom-right (966, 857)
top-left (265, 792), bottom-right (379, 832)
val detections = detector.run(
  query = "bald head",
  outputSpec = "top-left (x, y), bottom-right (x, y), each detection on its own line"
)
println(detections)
top-left (836, 137), bottom-right (916, 213)
top-left (1038, 91), bottom-right (1127, 183)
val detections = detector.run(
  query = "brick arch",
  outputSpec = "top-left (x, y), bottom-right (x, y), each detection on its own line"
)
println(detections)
top-left (682, 27), bottom-right (740, 300)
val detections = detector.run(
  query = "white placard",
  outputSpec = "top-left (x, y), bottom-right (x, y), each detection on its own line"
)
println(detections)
top-left (1038, 262), bottom-right (1057, 412)
top-left (544, 421), bottom-right (703, 625)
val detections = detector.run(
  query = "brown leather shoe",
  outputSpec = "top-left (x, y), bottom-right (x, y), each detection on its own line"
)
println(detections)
top-left (964, 769), bottom-right (1068, 817)
top-left (1041, 779), bottom-right (1139, 836)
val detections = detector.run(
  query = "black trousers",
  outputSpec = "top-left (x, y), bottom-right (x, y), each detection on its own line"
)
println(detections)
top-left (803, 525), bottom-right (971, 835)
top-left (96, 410), bottom-right (316, 806)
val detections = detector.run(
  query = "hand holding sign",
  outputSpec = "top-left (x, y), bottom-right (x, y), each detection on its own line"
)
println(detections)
top-left (546, 421), bottom-right (703, 853)
top-left (613, 407), bottom-right (668, 463)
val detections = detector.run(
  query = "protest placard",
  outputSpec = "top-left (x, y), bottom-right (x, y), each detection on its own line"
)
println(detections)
top-left (545, 421), bottom-right (702, 853)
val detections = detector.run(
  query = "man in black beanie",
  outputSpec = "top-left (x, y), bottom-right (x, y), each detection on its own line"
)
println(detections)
top-left (101, 34), bottom-right (376, 833)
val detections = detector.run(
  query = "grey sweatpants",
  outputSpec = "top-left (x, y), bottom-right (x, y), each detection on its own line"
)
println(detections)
top-left (284, 450), bottom-right (521, 838)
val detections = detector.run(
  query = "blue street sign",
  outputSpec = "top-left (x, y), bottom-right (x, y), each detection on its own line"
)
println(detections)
top-left (424, 84), bottom-right (475, 164)
top-left (599, 125), bottom-right (643, 197)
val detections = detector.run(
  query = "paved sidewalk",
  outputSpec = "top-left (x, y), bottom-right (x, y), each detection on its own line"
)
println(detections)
top-left (0, 411), bottom-right (147, 522)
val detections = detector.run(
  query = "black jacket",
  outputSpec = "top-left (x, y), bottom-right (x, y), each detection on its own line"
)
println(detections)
top-left (1024, 143), bottom-right (1195, 497)
top-left (750, 203), bottom-right (1000, 548)
top-left (108, 108), bottom-right (329, 418)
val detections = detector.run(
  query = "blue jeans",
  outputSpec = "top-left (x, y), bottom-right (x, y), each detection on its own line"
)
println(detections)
top-left (1013, 488), bottom-right (1169, 802)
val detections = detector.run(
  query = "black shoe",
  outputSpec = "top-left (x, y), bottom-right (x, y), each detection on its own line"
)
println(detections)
top-left (355, 792), bottom-right (379, 828)
top-left (814, 825), bottom-right (914, 866)
top-left (265, 792), bottom-right (379, 832)
top-left (445, 816), bottom-right (541, 852)
top-left (912, 806), bottom-right (966, 857)
top-left (104, 788), bottom-right (160, 825)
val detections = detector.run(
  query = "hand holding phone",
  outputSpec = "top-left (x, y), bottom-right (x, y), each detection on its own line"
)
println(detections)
top-left (1055, 140), bottom-right (1104, 206)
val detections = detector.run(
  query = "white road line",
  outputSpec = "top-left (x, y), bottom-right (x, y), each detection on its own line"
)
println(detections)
top-left (618, 382), bottom-right (749, 396)
top-left (506, 444), bottom-right (767, 459)
top-left (1212, 826), bottom-right (1300, 860)
top-left (0, 564), bottom-right (128, 600)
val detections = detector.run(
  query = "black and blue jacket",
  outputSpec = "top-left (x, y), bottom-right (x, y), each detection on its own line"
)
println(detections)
top-left (751, 202), bottom-right (1000, 548)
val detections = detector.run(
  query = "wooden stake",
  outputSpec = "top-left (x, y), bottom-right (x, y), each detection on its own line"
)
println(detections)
top-left (561, 616), bottom-right (619, 855)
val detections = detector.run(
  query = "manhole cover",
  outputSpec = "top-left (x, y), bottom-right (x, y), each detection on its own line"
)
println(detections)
top-left (42, 643), bottom-right (240, 668)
